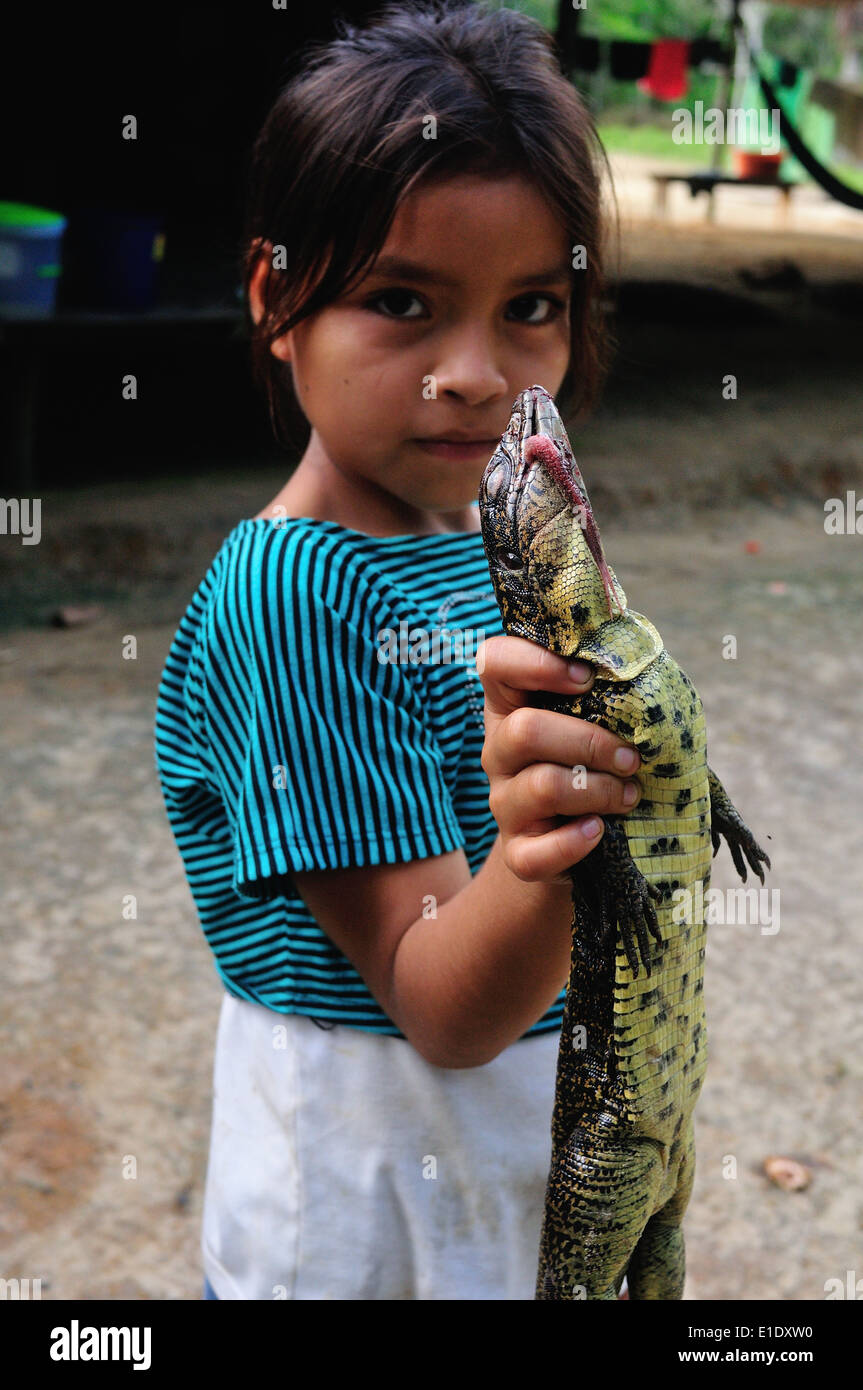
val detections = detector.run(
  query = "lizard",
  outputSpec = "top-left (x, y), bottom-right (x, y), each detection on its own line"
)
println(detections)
top-left (478, 384), bottom-right (770, 1301)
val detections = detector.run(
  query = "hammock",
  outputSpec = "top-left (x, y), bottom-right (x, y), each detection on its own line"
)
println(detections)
top-left (748, 47), bottom-right (863, 210)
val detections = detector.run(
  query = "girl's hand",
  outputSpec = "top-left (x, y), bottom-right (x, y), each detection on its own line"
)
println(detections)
top-left (477, 634), bottom-right (642, 885)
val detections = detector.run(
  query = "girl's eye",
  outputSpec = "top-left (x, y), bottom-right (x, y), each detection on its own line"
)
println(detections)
top-left (507, 293), bottom-right (564, 325)
top-left (367, 288), bottom-right (427, 320)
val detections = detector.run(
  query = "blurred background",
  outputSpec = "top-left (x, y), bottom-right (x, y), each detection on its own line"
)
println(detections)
top-left (0, 0), bottom-right (860, 1301)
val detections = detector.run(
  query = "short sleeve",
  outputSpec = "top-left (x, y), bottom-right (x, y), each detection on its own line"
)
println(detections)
top-left (221, 529), bottom-right (465, 900)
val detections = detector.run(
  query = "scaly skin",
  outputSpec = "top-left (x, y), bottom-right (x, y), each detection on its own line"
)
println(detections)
top-left (478, 386), bottom-right (770, 1301)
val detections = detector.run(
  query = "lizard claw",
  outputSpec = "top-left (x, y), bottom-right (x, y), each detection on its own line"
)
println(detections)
top-left (595, 818), bottom-right (663, 978)
top-left (625, 868), bottom-right (663, 978)
top-left (708, 767), bottom-right (770, 886)
top-left (711, 809), bottom-right (771, 884)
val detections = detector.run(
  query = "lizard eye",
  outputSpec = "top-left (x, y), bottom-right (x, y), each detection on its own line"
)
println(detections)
top-left (496, 549), bottom-right (524, 572)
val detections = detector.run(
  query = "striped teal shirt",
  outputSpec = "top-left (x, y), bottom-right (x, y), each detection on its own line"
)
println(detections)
top-left (154, 514), bottom-right (566, 1039)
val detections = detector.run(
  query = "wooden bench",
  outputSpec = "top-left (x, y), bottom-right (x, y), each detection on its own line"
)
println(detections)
top-left (651, 170), bottom-right (797, 224)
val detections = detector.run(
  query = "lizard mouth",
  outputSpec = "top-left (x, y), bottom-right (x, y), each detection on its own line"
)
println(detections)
top-left (520, 385), bottom-right (591, 516)
top-left (517, 385), bottom-right (626, 618)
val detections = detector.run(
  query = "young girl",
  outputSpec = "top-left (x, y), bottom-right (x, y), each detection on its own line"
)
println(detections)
top-left (154, 0), bottom-right (642, 1300)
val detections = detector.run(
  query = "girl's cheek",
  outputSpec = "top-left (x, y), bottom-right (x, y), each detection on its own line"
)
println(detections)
top-left (521, 321), bottom-right (571, 371)
top-left (326, 307), bottom-right (415, 358)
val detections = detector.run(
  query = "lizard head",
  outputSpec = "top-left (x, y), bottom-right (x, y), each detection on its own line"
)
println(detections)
top-left (479, 384), bottom-right (627, 656)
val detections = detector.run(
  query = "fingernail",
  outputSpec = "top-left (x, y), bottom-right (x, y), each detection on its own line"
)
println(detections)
top-left (623, 781), bottom-right (640, 805)
top-left (567, 661), bottom-right (592, 684)
top-left (582, 817), bottom-right (602, 838)
top-left (614, 747), bottom-right (639, 772)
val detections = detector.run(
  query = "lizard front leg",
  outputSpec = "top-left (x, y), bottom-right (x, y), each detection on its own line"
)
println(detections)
top-left (571, 817), bottom-right (663, 978)
top-left (707, 767), bottom-right (771, 884)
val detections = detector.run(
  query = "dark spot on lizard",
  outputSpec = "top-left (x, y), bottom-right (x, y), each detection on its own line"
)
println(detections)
top-left (675, 787), bottom-right (692, 812)
top-left (530, 562), bottom-right (556, 589)
top-left (644, 705), bottom-right (666, 725)
top-left (680, 729), bottom-right (694, 751)
top-left (654, 762), bottom-right (680, 777)
top-left (570, 601), bottom-right (589, 624)
top-left (651, 837), bottom-right (681, 854)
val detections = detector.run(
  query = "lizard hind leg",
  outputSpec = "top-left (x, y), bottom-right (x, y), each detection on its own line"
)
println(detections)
top-left (535, 1132), bottom-right (666, 1300)
top-left (626, 1138), bottom-right (695, 1300)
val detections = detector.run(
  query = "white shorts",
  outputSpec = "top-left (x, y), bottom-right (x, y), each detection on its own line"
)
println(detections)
top-left (201, 991), bottom-right (561, 1300)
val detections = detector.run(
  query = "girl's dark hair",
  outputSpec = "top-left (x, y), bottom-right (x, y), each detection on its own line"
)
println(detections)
top-left (241, 0), bottom-right (618, 453)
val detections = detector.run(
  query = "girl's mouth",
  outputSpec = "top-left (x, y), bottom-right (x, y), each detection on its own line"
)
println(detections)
top-left (413, 438), bottom-right (500, 461)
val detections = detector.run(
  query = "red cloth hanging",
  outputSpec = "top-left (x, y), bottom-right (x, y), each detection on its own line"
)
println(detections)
top-left (638, 40), bottom-right (691, 101)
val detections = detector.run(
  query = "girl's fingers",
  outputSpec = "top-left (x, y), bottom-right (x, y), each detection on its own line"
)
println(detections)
top-left (476, 635), bottom-right (593, 729)
top-left (476, 634), bottom-right (641, 887)
top-left (494, 761), bottom-right (640, 833)
top-left (504, 815), bottom-right (604, 884)
top-left (476, 635), bottom-right (638, 780)
top-left (484, 702), bottom-right (640, 782)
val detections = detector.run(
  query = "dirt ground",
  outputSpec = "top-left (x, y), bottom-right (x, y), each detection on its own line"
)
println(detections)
top-left (1, 174), bottom-right (862, 1300)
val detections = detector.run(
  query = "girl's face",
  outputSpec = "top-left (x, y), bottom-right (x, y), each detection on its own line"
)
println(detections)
top-left (254, 173), bottom-right (573, 523)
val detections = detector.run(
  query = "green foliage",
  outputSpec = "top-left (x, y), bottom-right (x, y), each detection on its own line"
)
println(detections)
top-left (492, 0), bottom-right (557, 30)
top-left (496, 0), bottom-right (844, 75)
top-left (581, 0), bottom-right (724, 41)
top-left (764, 5), bottom-right (840, 76)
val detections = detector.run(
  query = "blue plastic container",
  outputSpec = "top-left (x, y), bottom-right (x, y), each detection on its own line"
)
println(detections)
top-left (0, 202), bottom-right (67, 316)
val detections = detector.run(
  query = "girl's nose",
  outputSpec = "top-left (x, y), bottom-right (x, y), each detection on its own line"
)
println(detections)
top-left (433, 338), bottom-right (508, 408)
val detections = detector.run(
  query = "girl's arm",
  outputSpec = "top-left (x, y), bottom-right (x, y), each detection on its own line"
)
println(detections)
top-left (293, 637), bottom-right (641, 1069)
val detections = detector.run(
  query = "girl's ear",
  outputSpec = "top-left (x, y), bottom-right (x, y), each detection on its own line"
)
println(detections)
top-left (248, 240), bottom-right (292, 363)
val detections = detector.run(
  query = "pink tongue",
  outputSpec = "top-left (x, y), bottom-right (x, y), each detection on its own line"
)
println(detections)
top-left (524, 434), bottom-right (624, 618)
